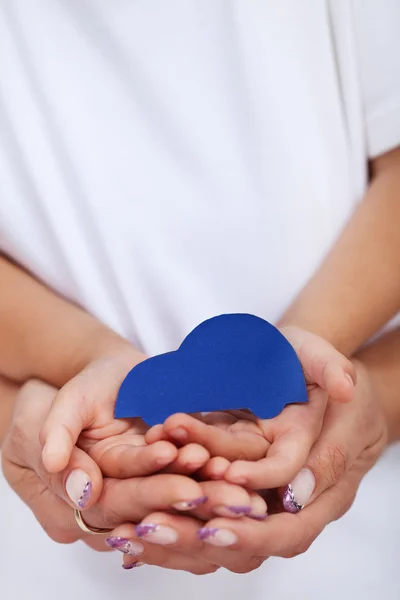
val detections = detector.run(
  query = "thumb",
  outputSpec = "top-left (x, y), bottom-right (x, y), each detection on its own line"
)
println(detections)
top-left (8, 379), bottom-right (103, 509)
top-left (281, 428), bottom-right (351, 514)
top-left (39, 375), bottom-right (91, 473)
top-left (281, 326), bottom-right (356, 402)
top-left (54, 446), bottom-right (104, 510)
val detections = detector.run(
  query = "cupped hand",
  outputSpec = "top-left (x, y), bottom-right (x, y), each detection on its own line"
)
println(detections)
top-left (1, 379), bottom-right (267, 575)
top-left (116, 359), bottom-right (386, 572)
top-left (38, 349), bottom-right (212, 480)
top-left (147, 326), bottom-right (356, 489)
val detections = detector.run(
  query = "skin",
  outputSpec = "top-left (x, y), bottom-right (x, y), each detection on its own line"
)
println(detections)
top-left (279, 147), bottom-right (400, 355)
top-left (0, 147), bottom-right (399, 574)
top-left (1, 339), bottom-right (395, 573)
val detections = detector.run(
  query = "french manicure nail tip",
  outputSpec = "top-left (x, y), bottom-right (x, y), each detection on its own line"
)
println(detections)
top-left (250, 513), bottom-right (269, 521)
top-left (134, 524), bottom-right (178, 545)
top-left (65, 470), bottom-right (92, 509)
top-left (78, 481), bottom-right (92, 509)
top-left (283, 469), bottom-right (316, 513)
top-left (135, 524), bottom-right (158, 537)
top-left (214, 505), bottom-right (252, 518)
top-left (197, 528), bottom-right (237, 547)
top-left (197, 528), bottom-right (219, 541)
top-left (172, 496), bottom-right (208, 511)
top-left (105, 537), bottom-right (144, 556)
top-left (282, 485), bottom-right (302, 514)
top-left (227, 506), bottom-right (252, 516)
top-left (122, 562), bottom-right (145, 570)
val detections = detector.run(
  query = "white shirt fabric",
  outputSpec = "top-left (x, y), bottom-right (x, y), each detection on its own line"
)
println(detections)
top-left (0, 1), bottom-right (400, 599)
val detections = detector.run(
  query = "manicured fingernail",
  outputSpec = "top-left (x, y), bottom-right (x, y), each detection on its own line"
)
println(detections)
top-left (105, 537), bottom-right (144, 556)
top-left (250, 513), bottom-right (269, 521)
top-left (282, 468), bottom-right (316, 513)
top-left (65, 469), bottom-right (92, 508)
top-left (172, 496), bottom-right (208, 511)
top-left (168, 427), bottom-right (188, 442)
top-left (135, 523), bottom-right (178, 545)
top-left (122, 561), bottom-right (145, 570)
top-left (213, 505), bottom-right (252, 518)
top-left (197, 528), bottom-right (237, 547)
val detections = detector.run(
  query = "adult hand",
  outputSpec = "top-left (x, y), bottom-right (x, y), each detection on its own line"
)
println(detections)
top-left (120, 359), bottom-right (387, 571)
top-left (0, 380), bottom-right (264, 574)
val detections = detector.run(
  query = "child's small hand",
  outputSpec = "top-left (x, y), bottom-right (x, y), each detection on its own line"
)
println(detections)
top-left (39, 349), bottom-right (210, 480)
top-left (146, 327), bottom-right (356, 491)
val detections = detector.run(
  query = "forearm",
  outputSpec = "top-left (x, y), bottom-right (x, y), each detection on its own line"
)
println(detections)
top-left (279, 149), bottom-right (400, 356)
top-left (0, 375), bottom-right (19, 446)
top-left (355, 328), bottom-right (400, 444)
top-left (0, 256), bottom-right (140, 387)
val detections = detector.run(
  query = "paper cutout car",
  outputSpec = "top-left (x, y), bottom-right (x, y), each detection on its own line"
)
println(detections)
top-left (114, 313), bottom-right (308, 426)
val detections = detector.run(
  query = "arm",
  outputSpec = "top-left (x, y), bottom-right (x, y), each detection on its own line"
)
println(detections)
top-left (279, 147), bottom-right (400, 355)
top-left (0, 255), bottom-right (141, 386)
top-left (0, 374), bottom-right (18, 445)
top-left (356, 327), bottom-right (400, 444)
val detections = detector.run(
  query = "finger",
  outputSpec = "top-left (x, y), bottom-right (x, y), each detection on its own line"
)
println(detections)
top-left (3, 379), bottom-right (104, 510)
top-left (88, 438), bottom-right (178, 478)
top-left (82, 474), bottom-right (209, 528)
top-left (57, 447), bottom-right (104, 510)
top-left (226, 427), bottom-right (317, 490)
top-left (226, 388), bottom-right (326, 489)
top-left (133, 512), bottom-right (263, 574)
top-left (279, 397), bottom-right (364, 512)
top-left (107, 524), bottom-right (219, 575)
top-left (40, 356), bottom-right (134, 473)
top-left (145, 424), bottom-right (168, 444)
top-left (281, 326), bottom-right (356, 402)
top-left (162, 444), bottom-right (210, 475)
top-left (197, 467), bottom-right (361, 560)
top-left (190, 480), bottom-right (263, 520)
top-left (161, 413), bottom-right (269, 460)
top-left (197, 457), bottom-right (231, 480)
top-left (40, 378), bottom-right (94, 473)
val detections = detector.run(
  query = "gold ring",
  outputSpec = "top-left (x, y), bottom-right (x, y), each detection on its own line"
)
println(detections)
top-left (74, 509), bottom-right (113, 536)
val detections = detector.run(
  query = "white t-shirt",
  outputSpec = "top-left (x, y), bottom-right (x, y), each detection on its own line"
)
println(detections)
top-left (0, 1), bottom-right (400, 599)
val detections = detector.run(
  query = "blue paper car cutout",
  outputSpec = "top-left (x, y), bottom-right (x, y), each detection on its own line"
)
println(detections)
top-left (115, 313), bottom-right (308, 426)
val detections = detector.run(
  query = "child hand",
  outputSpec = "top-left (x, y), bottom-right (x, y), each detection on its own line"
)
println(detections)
top-left (146, 327), bottom-right (356, 492)
top-left (39, 349), bottom-right (211, 483)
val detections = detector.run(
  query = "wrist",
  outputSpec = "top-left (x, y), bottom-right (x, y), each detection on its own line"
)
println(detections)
top-left (29, 313), bottom-right (144, 388)
top-left (352, 358), bottom-right (393, 446)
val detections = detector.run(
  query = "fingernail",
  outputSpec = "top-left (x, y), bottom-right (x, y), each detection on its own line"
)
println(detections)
top-left (65, 469), bottom-right (92, 508)
top-left (105, 537), bottom-right (144, 556)
top-left (197, 528), bottom-right (237, 547)
top-left (135, 523), bottom-right (178, 545)
top-left (282, 468), bottom-right (316, 513)
top-left (168, 427), bottom-right (188, 442)
top-left (213, 505), bottom-right (252, 518)
top-left (122, 561), bottom-right (145, 570)
top-left (250, 513), bottom-right (269, 521)
top-left (172, 496), bottom-right (208, 511)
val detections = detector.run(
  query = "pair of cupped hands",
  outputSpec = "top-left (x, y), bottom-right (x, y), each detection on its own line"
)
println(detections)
top-left (2, 327), bottom-right (388, 575)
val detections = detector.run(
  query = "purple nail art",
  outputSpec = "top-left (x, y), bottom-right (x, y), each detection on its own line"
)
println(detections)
top-left (227, 506), bottom-right (252, 516)
top-left (183, 496), bottom-right (208, 509)
top-left (135, 523), bottom-right (159, 538)
top-left (250, 513), bottom-right (269, 521)
top-left (106, 537), bottom-right (130, 550)
top-left (173, 496), bottom-right (208, 510)
top-left (282, 485), bottom-right (302, 514)
top-left (122, 561), bottom-right (144, 570)
top-left (197, 527), bottom-right (219, 541)
top-left (78, 481), bottom-right (92, 509)
top-left (105, 537), bottom-right (144, 556)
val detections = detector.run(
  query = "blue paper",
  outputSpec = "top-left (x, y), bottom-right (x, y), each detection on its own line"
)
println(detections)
top-left (115, 313), bottom-right (308, 426)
